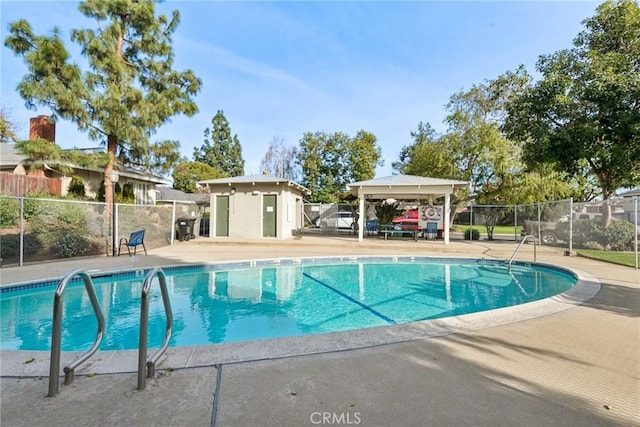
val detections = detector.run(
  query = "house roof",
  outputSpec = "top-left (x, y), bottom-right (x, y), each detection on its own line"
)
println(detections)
top-left (0, 143), bottom-right (170, 185)
top-left (347, 174), bottom-right (469, 200)
top-left (109, 163), bottom-right (171, 185)
top-left (199, 174), bottom-right (311, 195)
top-left (156, 186), bottom-right (209, 203)
top-left (0, 144), bottom-right (27, 166)
top-left (619, 189), bottom-right (640, 198)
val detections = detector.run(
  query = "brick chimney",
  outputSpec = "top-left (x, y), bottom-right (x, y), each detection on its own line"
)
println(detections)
top-left (29, 115), bottom-right (55, 142)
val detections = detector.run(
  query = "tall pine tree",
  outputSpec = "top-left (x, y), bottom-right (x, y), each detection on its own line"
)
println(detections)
top-left (5, 0), bottom-right (201, 207)
top-left (194, 110), bottom-right (245, 177)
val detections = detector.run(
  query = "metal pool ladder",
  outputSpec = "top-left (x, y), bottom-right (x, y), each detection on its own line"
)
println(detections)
top-left (508, 234), bottom-right (537, 268)
top-left (48, 269), bottom-right (105, 397)
top-left (48, 267), bottom-right (173, 396)
top-left (138, 267), bottom-right (173, 390)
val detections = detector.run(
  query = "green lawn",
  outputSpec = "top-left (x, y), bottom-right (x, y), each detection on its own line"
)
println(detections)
top-left (455, 224), bottom-right (522, 236)
top-left (455, 225), bottom-right (638, 268)
top-left (575, 249), bottom-right (639, 268)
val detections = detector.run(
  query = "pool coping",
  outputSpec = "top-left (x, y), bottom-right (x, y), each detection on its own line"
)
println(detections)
top-left (0, 257), bottom-right (601, 377)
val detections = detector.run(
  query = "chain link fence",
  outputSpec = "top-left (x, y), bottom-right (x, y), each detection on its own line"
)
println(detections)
top-left (0, 196), bottom-right (200, 267)
top-left (1, 195), bottom-right (637, 269)
top-left (302, 198), bottom-right (638, 268)
top-left (303, 203), bottom-right (360, 235)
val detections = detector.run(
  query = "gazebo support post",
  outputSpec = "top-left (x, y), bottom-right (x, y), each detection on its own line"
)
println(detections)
top-left (358, 192), bottom-right (365, 242)
top-left (444, 192), bottom-right (451, 244)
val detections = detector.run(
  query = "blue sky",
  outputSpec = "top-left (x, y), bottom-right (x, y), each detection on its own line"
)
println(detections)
top-left (1, 1), bottom-right (600, 178)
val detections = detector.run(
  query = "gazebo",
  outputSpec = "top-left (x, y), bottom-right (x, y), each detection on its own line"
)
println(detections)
top-left (346, 174), bottom-right (469, 244)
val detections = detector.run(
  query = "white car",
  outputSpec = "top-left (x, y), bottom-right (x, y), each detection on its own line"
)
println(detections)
top-left (316, 212), bottom-right (356, 230)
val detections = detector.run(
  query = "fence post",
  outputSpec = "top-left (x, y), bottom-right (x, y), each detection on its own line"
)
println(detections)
top-left (568, 198), bottom-right (573, 256)
top-left (469, 204), bottom-right (473, 241)
top-left (171, 201), bottom-right (176, 245)
top-left (19, 196), bottom-right (25, 267)
top-left (635, 197), bottom-right (638, 271)
top-left (537, 202), bottom-right (541, 245)
top-left (514, 205), bottom-right (518, 242)
top-left (113, 203), bottom-right (119, 256)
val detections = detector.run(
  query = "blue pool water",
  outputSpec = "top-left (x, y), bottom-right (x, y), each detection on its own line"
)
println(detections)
top-left (0, 257), bottom-right (576, 351)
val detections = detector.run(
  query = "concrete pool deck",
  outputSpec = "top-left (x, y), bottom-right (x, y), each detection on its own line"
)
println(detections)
top-left (1, 237), bottom-right (638, 426)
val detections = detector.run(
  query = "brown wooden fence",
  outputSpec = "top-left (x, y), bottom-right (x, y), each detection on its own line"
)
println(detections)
top-left (0, 172), bottom-right (62, 196)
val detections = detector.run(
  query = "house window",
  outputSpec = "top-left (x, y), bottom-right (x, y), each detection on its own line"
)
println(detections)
top-left (134, 182), bottom-right (151, 205)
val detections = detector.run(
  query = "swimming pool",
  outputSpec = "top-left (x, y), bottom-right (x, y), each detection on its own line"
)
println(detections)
top-left (0, 257), bottom-right (577, 352)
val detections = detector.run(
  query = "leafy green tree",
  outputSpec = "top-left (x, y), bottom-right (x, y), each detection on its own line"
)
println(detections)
top-left (0, 108), bottom-right (19, 144)
top-left (396, 68), bottom-right (572, 206)
top-left (348, 130), bottom-right (383, 183)
top-left (260, 135), bottom-right (298, 180)
top-left (504, 0), bottom-right (640, 225)
top-left (172, 160), bottom-right (224, 193)
top-left (442, 68), bottom-right (533, 203)
top-left (5, 0), bottom-right (201, 207)
top-left (297, 131), bottom-right (346, 203)
top-left (297, 130), bottom-right (382, 203)
top-left (392, 122), bottom-right (457, 179)
top-left (394, 69), bottom-right (575, 237)
top-left (194, 110), bottom-right (245, 177)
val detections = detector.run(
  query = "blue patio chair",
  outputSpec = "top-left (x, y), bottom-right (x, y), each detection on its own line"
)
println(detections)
top-left (118, 229), bottom-right (147, 256)
top-left (365, 220), bottom-right (379, 237)
top-left (425, 222), bottom-right (438, 240)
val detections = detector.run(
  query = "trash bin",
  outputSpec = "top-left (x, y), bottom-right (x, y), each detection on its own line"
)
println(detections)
top-left (175, 218), bottom-right (197, 241)
top-left (199, 218), bottom-right (210, 237)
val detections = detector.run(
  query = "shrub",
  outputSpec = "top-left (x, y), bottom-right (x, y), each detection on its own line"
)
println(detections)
top-left (555, 219), bottom-right (605, 248)
top-left (55, 232), bottom-right (91, 258)
top-left (464, 228), bottom-right (480, 240)
top-left (602, 219), bottom-right (635, 251)
top-left (25, 198), bottom-right (87, 226)
top-left (583, 241), bottom-right (605, 250)
top-left (556, 218), bottom-right (634, 250)
top-left (22, 193), bottom-right (63, 219)
top-left (375, 201), bottom-right (402, 225)
top-left (97, 180), bottom-right (105, 202)
top-left (0, 233), bottom-right (42, 260)
top-left (67, 176), bottom-right (86, 198)
top-left (0, 198), bottom-right (19, 228)
top-left (554, 220), bottom-right (569, 242)
top-left (121, 183), bottom-right (135, 203)
top-left (51, 202), bottom-right (87, 225)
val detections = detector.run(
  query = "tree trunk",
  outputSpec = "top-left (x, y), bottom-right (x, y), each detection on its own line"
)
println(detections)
top-left (601, 187), bottom-right (612, 228)
top-left (104, 135), bottom-right (117, 254)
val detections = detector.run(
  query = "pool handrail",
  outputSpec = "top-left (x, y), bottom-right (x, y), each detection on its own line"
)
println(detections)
top-left (508, 234), bottom-right (537, 268)
top-left (48, 269), bottom-right (105, 397)
top-left (138, 267), bottom-right (173, 391)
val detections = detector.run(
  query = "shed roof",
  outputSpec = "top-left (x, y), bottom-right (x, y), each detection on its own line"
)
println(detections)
top-left (199, 174), bottom-right (311, 195)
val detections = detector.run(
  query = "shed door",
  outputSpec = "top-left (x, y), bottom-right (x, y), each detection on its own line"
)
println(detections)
top-left (263, 194), bottom-right (277, 237)
top-left (215, 195), bottom-right (229, 237)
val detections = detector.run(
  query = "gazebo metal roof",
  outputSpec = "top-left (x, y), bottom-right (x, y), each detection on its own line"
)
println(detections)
top-left (347, 174), bottom-right (468, 200)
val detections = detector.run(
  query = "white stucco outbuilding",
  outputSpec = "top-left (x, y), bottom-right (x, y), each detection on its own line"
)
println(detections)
top-left (347, 174), bottom-right (469, 244)
top-left (198, 175), bottom-right (310, 239)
